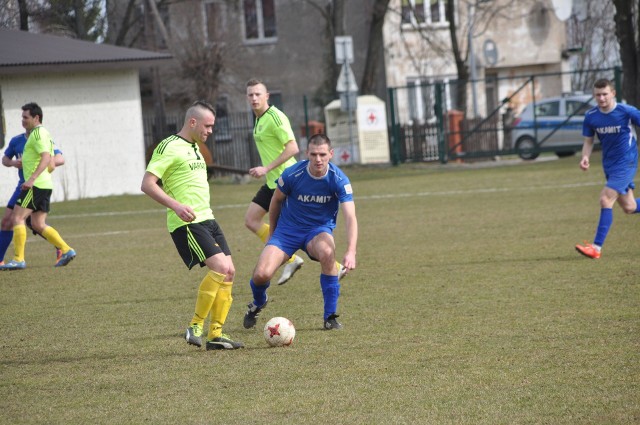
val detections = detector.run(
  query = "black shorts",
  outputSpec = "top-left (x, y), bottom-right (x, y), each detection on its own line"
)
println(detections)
top-left (16, 187), bottom-right (52, 213)
top-left (170, 219), bottom-right (232, 269)
top-left (251, 184), bottom-right (275, 211)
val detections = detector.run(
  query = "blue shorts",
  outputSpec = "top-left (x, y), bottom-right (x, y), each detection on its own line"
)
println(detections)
top-left (7, 182), bottom-right (23, 209)
top-left (267, 224), bottom-right (334, 259)
top-left (605, 163), bottom-right (637, 194)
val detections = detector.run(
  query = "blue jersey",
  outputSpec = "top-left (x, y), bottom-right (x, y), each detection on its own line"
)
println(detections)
top-left (275, 160), bottom-right (353, 231)
top-left (583, 103), bottom-right (640, 173)
top-left (3, 132), bottom-right (63, 184)
top-left (4, 133), bottom-right (27, 182)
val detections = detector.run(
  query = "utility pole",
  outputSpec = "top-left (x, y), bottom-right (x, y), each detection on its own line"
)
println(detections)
top-left (335, 36), bottom-right (358, 161)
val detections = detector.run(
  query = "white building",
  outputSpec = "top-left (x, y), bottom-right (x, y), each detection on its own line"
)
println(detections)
top-left (0, 29), bottom-right (172, 204)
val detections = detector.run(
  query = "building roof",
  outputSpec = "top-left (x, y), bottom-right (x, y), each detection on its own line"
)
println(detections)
top-left (0, 28), bottom-right (173, 75)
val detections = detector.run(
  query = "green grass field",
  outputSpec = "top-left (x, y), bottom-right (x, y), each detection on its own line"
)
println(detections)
top-left (1, 153), bottom-right (638, 424)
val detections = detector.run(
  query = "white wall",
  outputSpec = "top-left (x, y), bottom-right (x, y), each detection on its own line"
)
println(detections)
top-left (0, 69), bottom-right (146, 204)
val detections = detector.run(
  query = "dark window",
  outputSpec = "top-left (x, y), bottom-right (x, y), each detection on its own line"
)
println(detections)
top-left (566, 100), bottom-right (592, 116)
top-left (535, 101), bottom-right (560, 117)
top-left (243, 0), bottom-right (277, 41)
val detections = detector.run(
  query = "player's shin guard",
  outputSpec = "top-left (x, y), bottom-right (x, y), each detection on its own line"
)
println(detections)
top-left (320, 274), bottom-right (340, 320)
top-left (250, 278), bottom-right (270, 307)
top-left (0, 230), bottom-right (13, 260)
top-left (12, 225), bottom-right (27, 262)
top-left (192, 270), bottom-right (225, 327)
top-left (594, 208), bottom-right (613, 247)
top-left (208, 281), bottom-right (233, 339)
top-left (41, 226), bottom-right (70, 252)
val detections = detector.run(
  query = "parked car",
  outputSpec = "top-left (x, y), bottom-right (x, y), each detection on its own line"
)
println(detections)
top-left (511, 94), bottom-right (596, 160)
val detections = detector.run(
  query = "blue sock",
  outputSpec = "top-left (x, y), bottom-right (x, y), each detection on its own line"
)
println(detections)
top-left (250, 279), bottom-right (270, 307)
top-left (320, 274), bottom-right (340, 320)
top-left (593, 208), bottom-right (613, 247)
top-left (635, 199), bottom-right (640, 213)
top-left (0, 230), bottom-right (13, 260)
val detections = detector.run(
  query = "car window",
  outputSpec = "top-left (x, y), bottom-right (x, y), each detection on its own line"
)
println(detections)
top-left (566, 100), bottom-right (592, 116)
top-left (535, 101), bottom-right (560, 117)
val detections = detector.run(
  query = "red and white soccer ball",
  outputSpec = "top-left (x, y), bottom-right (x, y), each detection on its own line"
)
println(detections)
top-left (263, 317), bottom-right (296, 347)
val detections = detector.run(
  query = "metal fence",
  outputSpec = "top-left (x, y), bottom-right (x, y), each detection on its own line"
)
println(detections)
top-left (142, 110), bottom-right (258, 176)
top-left (388, 67), bottom-right (622, 164)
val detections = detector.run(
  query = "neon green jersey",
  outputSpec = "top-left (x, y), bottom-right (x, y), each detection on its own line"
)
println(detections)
top-left (253, 106), bottom-right (297, 189)
top-left (146, 135), bottom-right (214, 232)
top-left (23, 126), bottom-right (54, 189)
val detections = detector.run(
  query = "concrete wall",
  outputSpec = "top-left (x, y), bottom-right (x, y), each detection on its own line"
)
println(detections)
top-left (152, 0), bottom-right (385, 144)
top-left (0, 69), bottom-right (146, 205)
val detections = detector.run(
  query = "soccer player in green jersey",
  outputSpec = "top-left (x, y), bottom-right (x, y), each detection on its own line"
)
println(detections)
top-left (244, 79), bottom-right (347, 285)
top-left (0, 102), bottom-right (75, 270)
top-left (142, 100), bottom-right (243, 350)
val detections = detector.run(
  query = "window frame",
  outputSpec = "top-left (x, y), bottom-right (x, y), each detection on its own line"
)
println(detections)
top-left (242, 0), bottom-right (278, 45)
top-left (401, 0), bottom-right (448, 28)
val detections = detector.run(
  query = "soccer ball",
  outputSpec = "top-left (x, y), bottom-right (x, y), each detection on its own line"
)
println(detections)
top-left (263, 317), bottom-right (296, 347)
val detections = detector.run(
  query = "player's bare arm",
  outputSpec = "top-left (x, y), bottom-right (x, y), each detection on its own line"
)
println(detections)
top-left (268, 188), bottom-right (286, 236)
top-left (2, 155), bottom-right (22, 169)
top-left (340, 201), bottom-right (358, 271)
top-left (141, 172), bottom-right (196, 222)
top-left (580, 136), bottom-right (594, 171)
top-left (249, 140), bottom-right (299, 178)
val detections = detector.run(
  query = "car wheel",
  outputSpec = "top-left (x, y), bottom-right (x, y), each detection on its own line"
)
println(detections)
top-left (515, 136), bottom-right (539, 160)
top-left (555, 150), bottom-right (576, 158)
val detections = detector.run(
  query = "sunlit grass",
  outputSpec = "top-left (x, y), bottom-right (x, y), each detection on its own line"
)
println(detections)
top-left (1, 153), bottom-right (638, 424)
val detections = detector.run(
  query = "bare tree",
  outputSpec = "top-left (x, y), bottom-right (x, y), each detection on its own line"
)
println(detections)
top-left (566, 0), bottom-right (621, 92)
top-left (300, 0), bottom-right (346, 108)
top-left (612, 0), bottom-right (640, 105)
top-left (391, 0), bottom-right (533, 115)
top-left (26, 0), bottom-right (106, 40)
top-left (360, 0), bottom-right (391, 94)
top-left (105, 0), bottom-right (145, 47)
top-left (18, 0), bottom-right (28, 30)
top-left (142, 0), bottom-right (228, 106)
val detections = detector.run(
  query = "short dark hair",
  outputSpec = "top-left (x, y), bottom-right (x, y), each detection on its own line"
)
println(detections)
top-left (308, 133), bottom-right (332, 149)
top-left (22, 102), bottom-right (43, 122)
top-left (594, 79), bottom-right (614, 90)
top-left (190, 100), bottom-right (215, 117)
top-left (246, 78), bottom-right (267, 91)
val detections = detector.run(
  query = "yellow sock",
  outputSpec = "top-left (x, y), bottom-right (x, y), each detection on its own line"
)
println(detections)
top-left (191, 270), bottom-right (224, 327)
top-left (13, 224), bottom-right (27, 262)
top-left (41, 226), bottom-right (71, 252)
top-left (335, 261), bottom-right (342, 274)
top-left (208, 281), bottom-right (233, 340)
top-left (256, 223), bottom-right (270, 244)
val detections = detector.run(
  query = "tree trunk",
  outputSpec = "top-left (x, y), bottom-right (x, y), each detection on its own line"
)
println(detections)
top-left (360, 0), bottom-right (390, 94)
top-left (18, 0), bottom-right (28, 31)
top-left (446, 0), bottom-right (468, 114)
top-left (612, 0), bottom-right (639, 105)
top-left (74, 0), bottom-right (86, 38)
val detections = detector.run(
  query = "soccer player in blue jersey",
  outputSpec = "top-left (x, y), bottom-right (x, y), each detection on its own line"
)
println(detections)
top-left (243, 133), bottom-right (358, 330)
top-left (575, 78), bottom-right (640, 259)
top-left (244, 79), bottom-right (347, 285)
